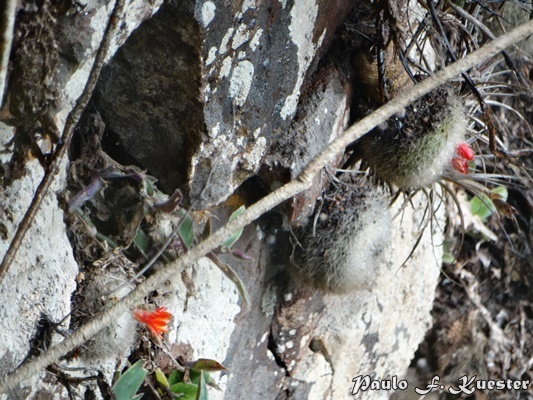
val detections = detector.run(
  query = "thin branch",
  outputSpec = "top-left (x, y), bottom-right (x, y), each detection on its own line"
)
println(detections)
top-left (0, 0), bottom-right (16, 107)
top-left (1, 16), bottom-right (533, 396)
top-left (0, 0), bottom-right (126, 283)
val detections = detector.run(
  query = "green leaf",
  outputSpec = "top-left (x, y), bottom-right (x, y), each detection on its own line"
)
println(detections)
top-left (154, 368), bottom-right (169, 388)
top-left (470, 187), bottom-right (508, 221)
top-left (442, 240), bottom-right (455, 264)
top-left (133, 228), bottom-right (150, 256)
top-left (221, 206), bottom-right (246, 248)
top-left (196, 371), bottom-right (209, 400)
top-left (112, 360), bottom-right (147, 400)
top-left (470, 194), bottom-right (493, 220)
top-left (188, 369), bottom-right (201, 385)
top-left (170, 382), bottom-right (198, 399)
top-left (178, 210), bottom-right (194, 249)
top-left (492, 186), bottom-right (508, 200)
top-left (143, 175), bottom-right (157, 196)
top-left (207, 253), bottom-right (250, 310)
top-left (168, 370), bottom-right (184, 386)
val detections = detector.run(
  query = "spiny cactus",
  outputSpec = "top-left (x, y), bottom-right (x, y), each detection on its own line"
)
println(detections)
top-left (346, 85), bottom-right (468, 190)
top-left (294, 179), bottom-right (391, 293)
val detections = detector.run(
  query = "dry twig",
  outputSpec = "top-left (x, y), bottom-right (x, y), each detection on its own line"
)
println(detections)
top-left (0, 0), bottom-right (16, 106)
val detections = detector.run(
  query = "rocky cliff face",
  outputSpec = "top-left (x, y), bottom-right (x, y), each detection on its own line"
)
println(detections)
top-left (93, 0), bottom-right (351, 208)
top-left (0, 1), bottom-right (443, 399)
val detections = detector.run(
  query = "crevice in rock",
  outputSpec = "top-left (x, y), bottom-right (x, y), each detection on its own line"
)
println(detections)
top-left (93, 0), bottom-right (203, 195)
top-left (267, 327), bottom-right (290, 377)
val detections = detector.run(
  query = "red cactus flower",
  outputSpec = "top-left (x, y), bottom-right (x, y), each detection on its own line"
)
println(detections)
top-left (452, 157), bottom-right (469, 174)
top-left (133, 306), bottom-right (172, 338)
top-left (457, 142), bottom-right (474, 161)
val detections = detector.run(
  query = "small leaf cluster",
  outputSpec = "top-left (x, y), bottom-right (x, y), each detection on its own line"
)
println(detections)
top-left (154, 359), bottom-right (226, 400)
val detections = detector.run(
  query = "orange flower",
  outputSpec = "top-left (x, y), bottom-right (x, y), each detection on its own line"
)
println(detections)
top-left (133, 306), bottom-right (172, 338)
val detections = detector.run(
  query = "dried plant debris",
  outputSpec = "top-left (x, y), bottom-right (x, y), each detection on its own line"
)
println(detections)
top-left (67, 111), bottom-right (170, 259)
top-left (404, 223), bottom-right (532, 399)
top-left (62, 110), bottom-right (190, 352)
top-left (1, 1), bottom-right (62, 183)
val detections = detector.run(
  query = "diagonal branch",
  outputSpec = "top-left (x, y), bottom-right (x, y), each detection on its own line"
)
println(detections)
top-left (1, 16), bottom-right (533, 396)
top-left (0, 0), bottom-right (126, 283)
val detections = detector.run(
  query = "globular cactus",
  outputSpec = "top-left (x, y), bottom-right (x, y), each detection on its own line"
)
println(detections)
top-left (294, 179), bottom-right (392, 293)
top-left (346, 85), bottom-right (468, 190)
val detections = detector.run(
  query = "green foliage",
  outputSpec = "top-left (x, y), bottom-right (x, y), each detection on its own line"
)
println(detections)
top-left (197, 371), bottom-right (208, 400)
top-left (112, 360), bottom-right (147, 400)
top-left (207, 253), bottom-right (251, 309)
top-left (177, 209), bottom-right (195, 249)
top-left (142, 175), bottom-right (157, 196)
top-left (155, 358), bottom-right (226, 400)
top-left (442, 239), bottom-right (456, 264)
top-left (170, 382), bottom-right (199, 399)
top-left (133, 228), bottom-right (151, 256)
top-left (154, 368), bottom-right (169, 388)
top-left (470, 186), bottom-right (508, 221)
top-left (221, 206), bottom-right (246, 248)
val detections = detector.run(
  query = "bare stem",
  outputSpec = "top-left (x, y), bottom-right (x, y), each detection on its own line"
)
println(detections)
top-left (0, 0), bottom-right (16, 107)
top-left (1, 15), bottom-right (533, 396)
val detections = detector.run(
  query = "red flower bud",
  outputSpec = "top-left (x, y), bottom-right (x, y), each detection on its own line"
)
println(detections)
top-left (452, 157), bottom-right (469, 174)
top-left (457, 142), bottom-right (474, 160)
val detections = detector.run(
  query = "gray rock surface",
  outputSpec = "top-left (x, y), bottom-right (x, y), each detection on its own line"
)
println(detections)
top-left (92, 0), bottom-right (352, 208)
